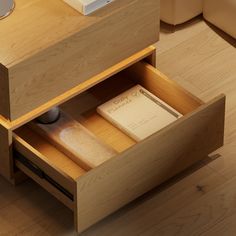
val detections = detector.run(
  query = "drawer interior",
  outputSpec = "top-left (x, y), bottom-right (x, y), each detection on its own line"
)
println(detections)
top-left (14, 61), bottom-right (204, 181)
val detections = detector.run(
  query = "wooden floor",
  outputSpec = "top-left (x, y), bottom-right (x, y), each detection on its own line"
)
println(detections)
top-left (1, 17), bottom-right (236, 235)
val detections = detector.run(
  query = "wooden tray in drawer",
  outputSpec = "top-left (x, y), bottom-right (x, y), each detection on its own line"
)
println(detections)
top-left (13, 60), bottom-right (225, 233)
top-left (0, 0), bottom-right (159, 121)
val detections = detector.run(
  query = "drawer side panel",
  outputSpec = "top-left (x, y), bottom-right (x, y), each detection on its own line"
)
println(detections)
top-left (13, 133), bottom-right (76, 195)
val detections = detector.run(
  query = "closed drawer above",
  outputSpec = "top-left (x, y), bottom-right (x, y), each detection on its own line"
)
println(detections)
top-left (12, 47), bottom-right (225, 233)
top-left (0, 0), bottom-right (160, 121)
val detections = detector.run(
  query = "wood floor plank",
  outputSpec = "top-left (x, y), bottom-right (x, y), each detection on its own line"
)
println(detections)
top-left (81, 164), bottom-right (228, 236)
top-left (139, 174), bottom-right (236, 236)
top-left (156, 17), bottom-right (208, 55)
top-left (200, 213), bottom-right (236, 236)
top-left (156, 28), bottom-right (230, 79)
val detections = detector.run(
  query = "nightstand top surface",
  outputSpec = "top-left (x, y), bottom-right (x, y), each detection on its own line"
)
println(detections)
top-left (0, 0), bottom-right (130, 67)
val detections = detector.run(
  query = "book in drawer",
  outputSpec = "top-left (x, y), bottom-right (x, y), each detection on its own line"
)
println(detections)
top-left (0, 0), bottom-right (160, 121)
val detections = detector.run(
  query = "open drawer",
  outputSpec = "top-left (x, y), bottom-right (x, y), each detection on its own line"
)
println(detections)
top-left (12, 57), bottom-right (225, 233)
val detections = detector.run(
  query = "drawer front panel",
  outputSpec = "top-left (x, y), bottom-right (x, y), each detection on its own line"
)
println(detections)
top-left (75, 94), bottom-right (225, 233)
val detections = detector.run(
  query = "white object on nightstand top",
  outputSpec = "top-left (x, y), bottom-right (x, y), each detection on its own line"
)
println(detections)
top-left (63, 0), bottom-right (115, 15)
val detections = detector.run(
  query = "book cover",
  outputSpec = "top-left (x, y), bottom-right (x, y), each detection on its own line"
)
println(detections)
top-left (97, 85), bottom-right (182, 141)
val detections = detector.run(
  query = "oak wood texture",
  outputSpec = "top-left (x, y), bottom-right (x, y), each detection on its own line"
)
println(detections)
top-left (0, 0), bottom-right (160, 120)
top-left (75, 93), bottom-right (225, 233)
top-left (0, 47), bottom-right (156, 131)
top-left (0, 19), bottom-right (235, 236)
top-left (13, 57), bottom-right (225, 233)
top-left (30, 112), bottom-right (117, 170)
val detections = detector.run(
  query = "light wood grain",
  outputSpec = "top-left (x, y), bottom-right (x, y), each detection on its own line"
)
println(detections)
top-left (157, 17), bottom-right (208, 55)
top-left (12, 56), bottom-right (225, 233)
top-left (139, 168), bottom-right (236, 236)
top-left (11, 57), bottom-right (224, 232)
top-left (0, 0), bottom-right (159, 120)
top-left (76, 95), bottom-right (225, 233)
top-left (0, 19), bottom-right (235, 236)
top-left (0, 177), bottom-right (75, 235)
top-left (0, 0), bottom-right (157, 67)
top-left (79, 112), bottom-right (137, 153)
top-left (156, 27), bottom-right (229, 80)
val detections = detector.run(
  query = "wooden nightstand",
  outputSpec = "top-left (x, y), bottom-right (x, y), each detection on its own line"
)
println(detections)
top-left (0, 0), bottom-right (225, 233)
